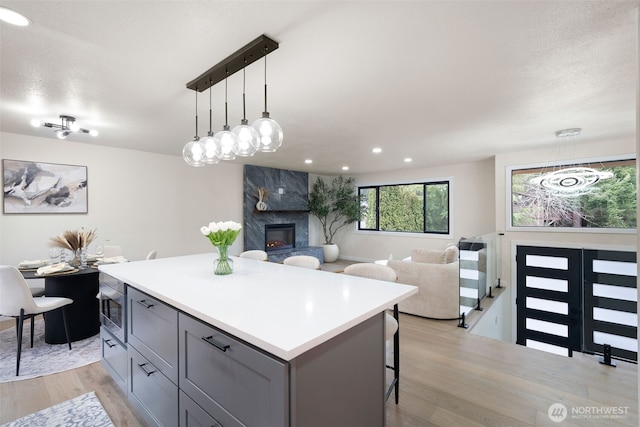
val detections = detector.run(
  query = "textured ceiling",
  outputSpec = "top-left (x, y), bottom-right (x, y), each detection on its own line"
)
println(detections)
top-left (1, 0), bottom-right (638, 174)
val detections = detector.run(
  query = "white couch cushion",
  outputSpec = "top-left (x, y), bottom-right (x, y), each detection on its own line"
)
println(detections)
top-left (411, 248), bottom-right (445, 264)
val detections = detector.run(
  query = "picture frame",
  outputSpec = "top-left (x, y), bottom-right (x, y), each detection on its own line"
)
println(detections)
top-left (2, 159), bottom-right (88, 214)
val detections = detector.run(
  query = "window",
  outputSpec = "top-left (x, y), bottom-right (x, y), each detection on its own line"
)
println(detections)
top-left (510, 158), bottom-right (636, 229)
top-left (358, 181), bottom-right (449, 234)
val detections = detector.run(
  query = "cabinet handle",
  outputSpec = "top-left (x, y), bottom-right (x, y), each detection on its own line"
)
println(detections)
top-left (137, 363), bottom-right (157, 377)
top-left (103, 339), bottom-right (116, 348)
top-left (202, 335), bottom-right (230, 352)
top-left (137, 299), bottom-right (154, 309)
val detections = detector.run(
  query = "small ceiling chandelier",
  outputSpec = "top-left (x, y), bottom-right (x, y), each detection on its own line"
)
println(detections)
top-left (531, 128), bottom-right (613, 196)
top-left (31, 115), bottom-right (99, 139)
top-left (182, 35), bottom-right (282, 167)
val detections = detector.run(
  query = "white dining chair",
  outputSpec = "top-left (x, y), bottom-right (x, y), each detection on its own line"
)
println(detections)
top-left (29, 286), bottom-right (45, 297)
top-left (283, 255), bottom-right (321, 270)
top-left (146, 249), bottom-right (157, 260)
top-left (239, 250), bottom-right (269, 261)
top-left (0, 265), bottom-right (73, 376)
top-left (343, 263), bottom-right (400, 404)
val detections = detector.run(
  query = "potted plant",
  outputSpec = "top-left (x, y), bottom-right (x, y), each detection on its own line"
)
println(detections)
top-left (308, 175), bottom-right (365, 262)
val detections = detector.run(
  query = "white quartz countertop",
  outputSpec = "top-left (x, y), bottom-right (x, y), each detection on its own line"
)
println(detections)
top-left (99, 253), bottom-right (417, 361)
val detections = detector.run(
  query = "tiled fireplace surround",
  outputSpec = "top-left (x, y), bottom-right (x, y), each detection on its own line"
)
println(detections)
top-left (243, 165), bottom-right (323, 263)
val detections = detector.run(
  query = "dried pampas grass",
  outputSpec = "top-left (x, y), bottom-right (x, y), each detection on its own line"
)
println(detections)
top-left (49, 227), bottom-right (97, 252)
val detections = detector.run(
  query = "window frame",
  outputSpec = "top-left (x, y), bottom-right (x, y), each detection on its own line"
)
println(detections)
top-left (506, 154), bottom-right (637, 233)
top-left (357, 180), bottom-right (451, 235)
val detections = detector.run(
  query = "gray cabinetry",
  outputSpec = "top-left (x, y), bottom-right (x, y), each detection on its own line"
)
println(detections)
top-left (180, 391), bottom-right (222, 427)
top-left (179, 313), bottom-right (288, 427)
top-left (127, 286), bottom-right (179, 426)
top-left (129, 345), bottom-right (179, 427)
top-left (128, 286), bottom-right (178, 384)
top-left (100, 328), bottom-right (127, 393)
top-left (98, 273), bottom-right (389, 427)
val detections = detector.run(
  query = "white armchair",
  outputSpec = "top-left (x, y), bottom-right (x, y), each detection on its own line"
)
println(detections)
top-left (387, 245), bottom-right (460, 320)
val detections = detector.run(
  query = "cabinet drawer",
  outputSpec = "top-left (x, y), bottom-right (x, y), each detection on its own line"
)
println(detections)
top-left (179, 313), bottom-right (288, 427)
top-left (128, 286), bottom-right (178, 384)
top-left (180, 390), bottom-right (223, 427)
top-left (129, 345), bottom-right (179, 427)
top-left (100, 328), bottom-right (127, 394)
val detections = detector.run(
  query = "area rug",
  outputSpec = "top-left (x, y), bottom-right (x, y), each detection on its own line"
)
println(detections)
top-left (1, 391), bottom-right (114, 427)
top-left (0, 318), bottom-right (100, 383)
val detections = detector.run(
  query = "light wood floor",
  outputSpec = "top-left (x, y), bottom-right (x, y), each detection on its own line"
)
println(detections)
top-left (1, 313), bottom-right (637, 426)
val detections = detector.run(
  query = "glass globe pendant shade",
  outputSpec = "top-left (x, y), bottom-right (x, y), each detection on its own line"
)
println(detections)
top-left (213, 126), bottom-right (238, 160)
top-left (252, 113), bottom-right (283, 152)
top-left (200, 132), bottom-right (221, 164)
top-left (232, 120), bottom-right (259, 157)
top-left (183, 138), bottom-right (206, 167)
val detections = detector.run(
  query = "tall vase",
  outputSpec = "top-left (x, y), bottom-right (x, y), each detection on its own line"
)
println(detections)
top-left (214, 245), bottom-right (234, 275)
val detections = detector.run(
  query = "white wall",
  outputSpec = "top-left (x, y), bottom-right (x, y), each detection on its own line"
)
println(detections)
top-left (470, 287), bottom-right (512, 341)
top-left (332, 157), bottom-right (496, 262)
top-left (0, 132), bottom-right (244, 266)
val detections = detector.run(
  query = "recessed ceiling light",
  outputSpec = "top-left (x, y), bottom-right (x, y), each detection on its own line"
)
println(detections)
top-left (555, 128), bottom-right (581, 138)
top-left (404, 157), bottom-right (412, 163)
top-left (304, 159), bottom-right (312, 164)
top-left (342, 166), bottom-right (349, 171)
top-left (0, 6), bottom-right (31, 26)
top-left (372, 148), bottom-right (382, 154)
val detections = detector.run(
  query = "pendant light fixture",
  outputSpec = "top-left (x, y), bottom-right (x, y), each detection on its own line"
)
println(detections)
top-left (183, 35), bottom-right (281, 166)
top-left (182, 90), bottom-right (206, 167)
top-left (213, 74), bottom-right (238, 161)
top-left (232, 62), bottom-right (259, 156)
top-left (252, 47), bottom-right (283, 152)
top-left (201, 85), bottom-right (220, 164)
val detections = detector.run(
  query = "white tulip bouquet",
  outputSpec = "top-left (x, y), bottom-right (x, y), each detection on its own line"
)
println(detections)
top-left (200, 221), bottom-right (242, 247)
top-left (200, 221), bottom-right (242, 275)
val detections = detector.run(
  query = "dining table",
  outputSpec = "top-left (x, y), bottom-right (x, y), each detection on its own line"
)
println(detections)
top-left (21, 267), bottom-right (100, 344)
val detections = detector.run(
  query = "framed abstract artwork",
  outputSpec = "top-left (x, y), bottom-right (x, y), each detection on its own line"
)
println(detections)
top-left (2, 159), bottom-right (88, 214)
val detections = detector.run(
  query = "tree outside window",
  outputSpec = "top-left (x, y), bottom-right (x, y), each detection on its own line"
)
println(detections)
top-left (358, 181), bottom-right (450, 234)
top-left (511, 159), bottom-right (636, 229)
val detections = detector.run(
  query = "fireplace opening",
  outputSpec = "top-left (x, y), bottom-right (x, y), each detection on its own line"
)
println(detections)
top-left (265, 223), bottom-right (295, 252)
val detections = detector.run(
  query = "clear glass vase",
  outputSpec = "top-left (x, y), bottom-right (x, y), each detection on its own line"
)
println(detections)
top-left (69, 249), bottom-right (81, 267)
top-left (214, 245), bottom-right (234, 275)
top-left (69, 248), bottom-right (88, 269)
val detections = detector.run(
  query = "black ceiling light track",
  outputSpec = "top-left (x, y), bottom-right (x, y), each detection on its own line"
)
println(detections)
top-left (186, 35), bottom-right (279, 92)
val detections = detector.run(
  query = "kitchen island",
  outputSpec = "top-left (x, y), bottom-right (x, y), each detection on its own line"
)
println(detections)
top-left (99, 253), bottom-right (417, 427)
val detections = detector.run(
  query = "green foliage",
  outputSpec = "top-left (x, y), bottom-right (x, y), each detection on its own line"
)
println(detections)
top-left (580, 166), bottom-right (636, 228)
top-left (364, 183), bottom-right (449, 233)
top-left (379, 185), bottom-right (423, 232)
top-left (309, 176), bottom-right (366, 244)
top-left (426, 183), bottom-right (449, 232)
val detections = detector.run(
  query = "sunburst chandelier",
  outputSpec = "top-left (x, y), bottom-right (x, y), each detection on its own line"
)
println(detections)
top-left (531, 128), bottom-right (613, 196)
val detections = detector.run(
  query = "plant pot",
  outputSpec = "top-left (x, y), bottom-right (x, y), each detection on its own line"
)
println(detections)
top-left (323, 244), bottom-right (339, 263)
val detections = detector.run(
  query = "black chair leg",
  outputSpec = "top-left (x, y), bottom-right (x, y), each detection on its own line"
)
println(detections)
top-left (30, 314), bottom-right (35, 348)
top-left (61, 306), bottom-right (72, 350)
top-left (16, 309), bottom-right (25, 376)
top-left (393, 303), bottom-right (400, 404)
top-left (384, 305), bottom-right (401, 404)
